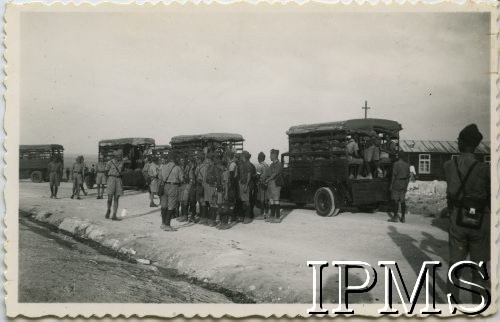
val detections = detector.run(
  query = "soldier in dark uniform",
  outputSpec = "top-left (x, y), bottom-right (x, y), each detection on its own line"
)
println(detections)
top-left (195, 153), bottom-right (209, 224)
top-left (388, 154), bottom-right (410, 223)
top-left (204, 153), bottom-right (222, 227)
top-left (444, 124), bottom-right (490, 304)
top-left (47, 155), bottom-right (63, 199)
top-left (238, 151), bottom-right (253, 224)
top-left (265, 149), bottom-right (283, 223)
top-left (178, 155), bottom-right (194, 222)
top-left (158, 152), bottom-right (184, 231)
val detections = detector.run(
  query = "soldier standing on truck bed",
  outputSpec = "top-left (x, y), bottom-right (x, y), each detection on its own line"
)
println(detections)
top-left (444, 124), bottom-right (490, 304)
top-left (47, 155), bottom-right (63, 199)
top-left (265, 149), bottom-right (283, 223)
top-left (105, 150), bottom-right (125, 221)
top-left (95, 156), bottom-right (107, 199)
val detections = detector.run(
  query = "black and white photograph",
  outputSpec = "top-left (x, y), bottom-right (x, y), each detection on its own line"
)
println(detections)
top-left (4, 2), bottom-right (498, 318)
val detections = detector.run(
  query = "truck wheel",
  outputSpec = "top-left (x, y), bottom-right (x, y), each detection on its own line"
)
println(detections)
top-left (314, 187), bottom-right (341, 217)
top-left (30, 171), bottom-right (43, 183)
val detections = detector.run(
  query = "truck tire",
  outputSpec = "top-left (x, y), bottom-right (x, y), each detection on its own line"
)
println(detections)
top-left (314, 187), bottom-right (340, 217)
top-left (30, 171), bottom-right (43, 183)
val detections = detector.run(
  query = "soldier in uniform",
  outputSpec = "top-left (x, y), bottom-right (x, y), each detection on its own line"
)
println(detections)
top-left (187, 157), bottom-right (198, 222)
top-left (388, 154), bottom-right (410, 223)
top-left (178, 155), bottom-right (195, 222)
top-left (142, 156), bottom-right (151, 193)
top-left (238, 151), bottom-right (253, 224)
top-left (218, 159), bottom-right (237, 230)
top-left (158, 152), bottom-right (183, 231)
top-left (444, 124), bottom-right (490, 304)
top-left (71, 156), bottom-right (85, 200)
top-left (265, 149), bottom-right (283, 223)
top-left (204, 153), bottom-right (222, 227)
top-left (47, 155), bottom-right (63, 199)
top-left (95, 155), bottom-right (107, 199)
top-left (105, 150), bottom-right (124, 221)
top-left (195, 153), bottom-right (209, 224)
top-left (255, 152), bottom-right (270, 219)
top-left (148, 156), bottom-right (160, 207)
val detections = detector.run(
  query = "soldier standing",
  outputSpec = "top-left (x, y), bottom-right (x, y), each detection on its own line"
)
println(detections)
top-left (158, 152), bottom-right (183, 231)
top-left (95, 155), bottom-right (107, 199)
top-left (444, 124), bottom-right (490, 304)
top-left (105, 150), bottom-right (124, 221)
top-left (255, 152), bottom-right (270, 219)
top-left (218, 159), bottom-right (237, 230)
top-left (204, 153), bottom-right (222, 227)
top-left (47, 155), bottom-right (63, 199)
top-left (148, 156), bottom-right (160, 207)
top-left (388, 154), bottom-right (410, 223)
top-left (71, 156), bottom-right (84, 200)
top-left (178, 155), bottom-right (194, 222)
top-left (238, 151), bottom-right (253, 224)
top-left (142, 155), bottom-right (151, 194)
top-left (195, 153), bottom-right (209, 224)
top-left (265, 149), bottom-right (283, 223)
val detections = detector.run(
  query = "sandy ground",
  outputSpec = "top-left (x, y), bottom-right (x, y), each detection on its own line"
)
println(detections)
top-left (19, 181), bottom-right (451, 304)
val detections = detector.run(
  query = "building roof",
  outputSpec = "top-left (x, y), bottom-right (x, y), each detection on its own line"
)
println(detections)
top-left (400, 140), bottom-right (490, 154)
top-left (287, 118), bottom-right (402, 136)
top-left (98, 138), bottom-right (155, 146)
top-left (20, 144), bottom-right (64, 151)
top-left (170, 133), bottom-right (244, 144)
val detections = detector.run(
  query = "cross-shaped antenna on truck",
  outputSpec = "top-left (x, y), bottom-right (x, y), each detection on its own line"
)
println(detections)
top-left (362, 100), bottom-right (370, 119)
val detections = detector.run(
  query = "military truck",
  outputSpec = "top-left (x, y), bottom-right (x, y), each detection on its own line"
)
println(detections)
top-left (19, 144), bottom-right (64, 182)
top-left (282, 118), bottom-right (402, 216)
top-left (170, 133), bottom-right (244, 157)
top-left (98, 138), bottom-right (155, 188)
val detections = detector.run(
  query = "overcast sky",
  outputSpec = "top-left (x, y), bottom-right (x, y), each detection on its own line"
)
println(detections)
top-left (20, 10), bottom-right (491, 158)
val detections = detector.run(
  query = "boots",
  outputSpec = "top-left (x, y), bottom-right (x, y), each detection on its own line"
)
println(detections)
top-left (266, 205), bottom-right (274, 222)
top-left (198, 206), bottom-right (207, 225)
top-left (218, 213), bottom-right (229, 230)
top-left (163, 210), bottom-right (175, 231)
top-left (243, 204), bottom-right (253, 224)
top-left (208, 207), bottom-right (217, 227)
top-left (388, 202), bottom-right (399, 222)
top-left (274, 204), bottom-right (281, 223)
top-left (400, 203), bottom-right (406, 223)
top-left (178, 204), bottom-right (188, 222)
top-left (105, 209), bottom-right (111, 219)
top-left (160, 208), bottom-right (167, 229)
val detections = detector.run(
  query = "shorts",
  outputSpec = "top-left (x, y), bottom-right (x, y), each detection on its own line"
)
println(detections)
top-left (160, 184), bottom-right (179, 210)
top-left (203, 183), bottom-right (218, 207)
top-left (149, 178), bottom-right (159, 194)
top-left (449, 207), bottom-right (490, 263)
top-left (49, 172), bottom-right (60, 186)
top-left (180, 183), bottom-right (192, 203)
top-left (239, 182), bottom-right (250, 202)
top-left (267, 180), bottom-right (281, 201)
top-left (257, 184), bottom-right (268, 203)
top-left (391, 189), bottom-right (406, 202)
top-left (106, 176), bottom-right (124, 196)
top-left (96, 173), bottom-right (106, 185)
top-left (195, 183), bottom-right (204, 203)
top-left (72, 173), bottom-right (83, 186)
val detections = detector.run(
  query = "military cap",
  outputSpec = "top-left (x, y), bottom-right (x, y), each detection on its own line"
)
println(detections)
top-left (270, 149), bottom-right (279, 155)
top-left (258, 152), bottom-right (266, 161)
top-left (242, 150), bottom-right (251, 159)
top-left (114, 150), bottom-right (123, 157)
top-left (459, 124), bottom-right (483, 147)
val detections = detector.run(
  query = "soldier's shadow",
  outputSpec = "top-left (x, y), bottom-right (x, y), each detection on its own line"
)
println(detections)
top-left (123, 208), bottom-right (161, 220)
top-left (323, 271), bottom-right (374, 304)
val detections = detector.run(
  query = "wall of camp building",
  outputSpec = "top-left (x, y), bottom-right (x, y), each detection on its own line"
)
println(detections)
top-left (401, 152), bottom-right (490, 181)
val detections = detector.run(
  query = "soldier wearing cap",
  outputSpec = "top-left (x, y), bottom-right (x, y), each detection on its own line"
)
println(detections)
top-left (204, 152), bottom-right (222, 226)
top-left (444, 124), bottom-right (490, 304)
top-left (238, 151), bottom-right (253, 224)
top-left (47, 155), bottom-right (63, 199)
top-left (255, 152), bottom-right (270, 219)
top-left (105, 150), bottom-right (125, 221)
top-left (95, 155), bottom-right (107, 199)
top-left (218, 158), bottom-right (237, 230)
top-left (148, 156), bottom-right (160, 207)
top-left (158, 152), bottom-right (184, 231)
top-left (178, 155), bottom-right (195, 222)
top-left (388, 154), bottom-right (410, 223)
top-left (71, 156), bottom-right (85, 200)
top-left (265, 149), bottom-right (283, 223)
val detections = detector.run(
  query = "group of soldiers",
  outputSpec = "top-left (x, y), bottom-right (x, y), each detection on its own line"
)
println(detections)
top-left (142, 148), bottom-right (283, 231)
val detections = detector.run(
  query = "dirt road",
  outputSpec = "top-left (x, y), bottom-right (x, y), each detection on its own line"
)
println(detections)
top-left (19, 217), bottom-right (231, 303)
top-left (19, 181), bottom-right (451, 303)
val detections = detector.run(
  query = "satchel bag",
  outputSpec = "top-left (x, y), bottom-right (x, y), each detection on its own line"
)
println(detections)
top-left (453, 159), bottom-right (484, 230)
top-left (275, 173), bottom-right (284, 187)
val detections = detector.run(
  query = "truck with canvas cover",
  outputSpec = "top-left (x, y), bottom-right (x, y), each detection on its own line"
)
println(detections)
top-left (98, 138), bottom-right (155, 188)
top-left (19, 144), bottom-right (64, 182)
top-left (170, 133), bottom-right (244, 158)
top-left (282, 118), bottom-right (402, 216)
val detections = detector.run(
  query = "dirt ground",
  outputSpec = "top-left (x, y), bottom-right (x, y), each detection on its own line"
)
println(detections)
top-left (18, 181), bottom-right (451, 304)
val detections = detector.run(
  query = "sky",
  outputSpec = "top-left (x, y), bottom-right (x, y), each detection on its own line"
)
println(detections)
top-left (19, 9), bottom-right (491, 159)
